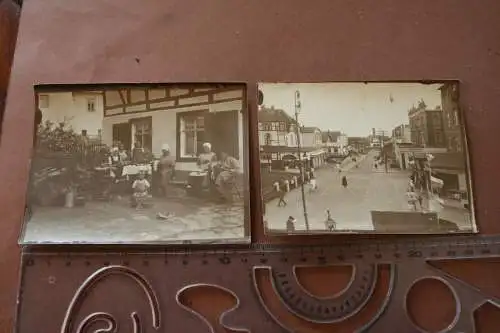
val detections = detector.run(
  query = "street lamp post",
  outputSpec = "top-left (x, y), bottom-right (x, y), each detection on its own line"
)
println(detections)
top-left (376, 129), bottom-right (388, 173)
top-left (294, 90), bottom-right (309, 231)
top-left (426, 153), bottom-right (434, 198)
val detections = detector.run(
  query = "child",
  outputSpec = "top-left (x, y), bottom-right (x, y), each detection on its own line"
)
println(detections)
top-left (132, 171), bottom-right (151, 209)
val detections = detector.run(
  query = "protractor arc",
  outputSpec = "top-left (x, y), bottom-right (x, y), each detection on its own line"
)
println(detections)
top-left (270, 264), bottom-right (378, 323)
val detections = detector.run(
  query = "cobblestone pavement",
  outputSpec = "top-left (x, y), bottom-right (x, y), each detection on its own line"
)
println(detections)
top-left (22, 191), bottom-right (246, 243)
top-left (264, 150), bottom-right (473, 233)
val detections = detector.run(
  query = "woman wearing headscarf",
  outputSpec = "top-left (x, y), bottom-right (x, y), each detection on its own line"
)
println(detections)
top-left (214, 151), bottom-right (240, 199)
top-left (158, 143), bottom-right (175, 197)
top-left (197, 142), bottom-right (217, 187)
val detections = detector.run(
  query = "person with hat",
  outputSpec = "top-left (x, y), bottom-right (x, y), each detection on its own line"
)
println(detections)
top-left (197, 142), bottom-right (217, 187)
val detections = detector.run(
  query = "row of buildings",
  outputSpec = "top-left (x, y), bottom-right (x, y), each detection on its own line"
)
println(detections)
top-left (36, 85), bottom-right (247, 181)
top-left (258, 106), bottom-right (349, 169)
top-left (387, 83), bottom-right (469, 199)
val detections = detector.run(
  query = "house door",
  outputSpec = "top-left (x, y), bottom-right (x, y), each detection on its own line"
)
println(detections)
top-left (204, 110), bottom-right (239, 159)
top-left (112, 122), bottom-right (132, 150)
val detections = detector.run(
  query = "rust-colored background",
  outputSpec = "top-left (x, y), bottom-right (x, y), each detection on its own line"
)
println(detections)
top-left (1, 0), bottom-right (500, 332)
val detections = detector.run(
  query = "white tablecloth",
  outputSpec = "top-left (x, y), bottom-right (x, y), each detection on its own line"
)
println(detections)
top-left (122, 164), bottom-right (152, 176)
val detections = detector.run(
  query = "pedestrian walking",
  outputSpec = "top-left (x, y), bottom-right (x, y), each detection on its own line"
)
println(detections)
top-left (276, 181), bottom-right (287, 207)
top-left (325, 209), bottom-right (336, 231)
top-left (286, 216), bottom-right (296, 232)
top-left (309, 175), bottom-right (318, 193)
top-left (341, 175), bottom-right (348, 188)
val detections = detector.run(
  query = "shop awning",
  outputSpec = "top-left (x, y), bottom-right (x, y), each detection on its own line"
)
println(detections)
top-left (431, 176), bottom-right (444, 187)
top-left (260, 146), bottom-right (317, 154)
top-left (309, 149), bottom-right (326, 156)
top-left (430, 153), bottom-right (465, 171)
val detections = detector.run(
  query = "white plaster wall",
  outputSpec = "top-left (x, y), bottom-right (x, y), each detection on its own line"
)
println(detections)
top-left (38, 92), bottom-right (104, 136)
top-left (258, 130), bottom-right (290, 146)
top-left (102, 99), bottom-right (245, 165)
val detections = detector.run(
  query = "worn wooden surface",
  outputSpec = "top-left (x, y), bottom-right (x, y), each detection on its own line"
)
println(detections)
top-left (0, 0), bottom-right (19, 130)
top-left (2, 0), bottom-right (500, 332)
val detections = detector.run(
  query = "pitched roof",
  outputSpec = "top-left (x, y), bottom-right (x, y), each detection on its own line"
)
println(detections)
top-left (301, 126), bottom-right (320, 133)
top-left (258, 107), bottom-right (295, 123)
top-left (322, 131), bottom-right (342, 142)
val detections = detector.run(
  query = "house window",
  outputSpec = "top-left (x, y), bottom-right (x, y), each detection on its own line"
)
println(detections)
top-left (264, 133), bottom-right (271, 145)
top-left (86, 97), bottom-right (96, 112)
top-left (131, 118), bottom-right (152, 151)
top-left (279, 122), bottom-right (286, 131)
top-left (258, 123), bottom-right (263, 131)
top-left (38, 94), bottom-right (49, 108)
top-left (179, 113), bottom-right (205, 158)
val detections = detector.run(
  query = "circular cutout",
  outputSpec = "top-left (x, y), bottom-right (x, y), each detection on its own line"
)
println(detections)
top-left (406, 277), bottom-right (458, 332)
top-left (294, 265), bottom-right (353, 298)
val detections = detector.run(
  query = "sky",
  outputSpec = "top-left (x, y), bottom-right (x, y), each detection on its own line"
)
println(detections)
top-left (259, 82), bottom-right (442, 137)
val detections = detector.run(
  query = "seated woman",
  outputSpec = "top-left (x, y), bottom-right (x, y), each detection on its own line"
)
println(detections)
top-left (118, 143), bottom-right (129, 163)
top-left (197, 142), bottom-right (217, 187)
top-left (213, 151), bottom-right (241, 199)
top-left (131, 171), bottom-right (152, 208)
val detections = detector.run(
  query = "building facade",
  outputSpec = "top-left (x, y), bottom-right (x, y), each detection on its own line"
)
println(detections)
top-left (37, 85), bottom-right (246, 174)
top-left (347, 137), bottom-right (369, 153)
top-left (322, 131), bottom-right (348, 155)
top-left (258, 106), bottom-right (298, 148)
top-left (301, 126), bottom-right (322, 147)
top-left (37, 91), bottom-right (104, 137)
top-left (439, 83), bottom-right (463, 153)
top-left (391, 124), bottom-right (412, 144)
top-left (408, 106), bottom-right (446, 148)
top-left (258, 107), bottom-right (326, 168)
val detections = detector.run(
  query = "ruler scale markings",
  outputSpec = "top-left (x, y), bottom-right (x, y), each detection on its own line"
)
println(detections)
top-left (17, 235), bottom-right (500, 332)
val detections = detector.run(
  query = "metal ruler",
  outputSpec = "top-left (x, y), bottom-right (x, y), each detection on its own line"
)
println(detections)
top-left (16, 234), bottom-right (500, 333)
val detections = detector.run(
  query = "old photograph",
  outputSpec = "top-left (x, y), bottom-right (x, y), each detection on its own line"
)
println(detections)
top-left (22, 83), bottom-right (249, 244)
top-left (258, 82), bottom-right (476, 234)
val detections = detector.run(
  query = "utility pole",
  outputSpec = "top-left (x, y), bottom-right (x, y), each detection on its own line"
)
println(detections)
top-left (294, 90), bottom-right (309, 231)
top-left (377, 129), bottom-right (388, 173)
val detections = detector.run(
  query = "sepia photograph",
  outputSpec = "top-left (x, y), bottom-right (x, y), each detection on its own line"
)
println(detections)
top-left (22, 83), bottom-right (249, 244)
top-left (258, 82), bottom-right (476, 234)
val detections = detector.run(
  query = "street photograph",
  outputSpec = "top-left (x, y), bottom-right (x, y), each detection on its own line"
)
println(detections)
top-left (22, 83), bottom-right (249, 244)
top-left (258, 82), bottom-right (476, 234)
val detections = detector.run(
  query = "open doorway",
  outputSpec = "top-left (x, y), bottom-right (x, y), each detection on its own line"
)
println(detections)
top-left (112, 122), bottom-right (131, 150)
